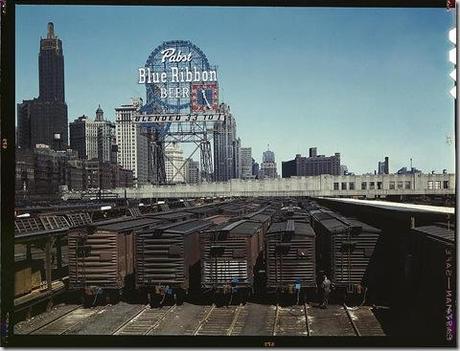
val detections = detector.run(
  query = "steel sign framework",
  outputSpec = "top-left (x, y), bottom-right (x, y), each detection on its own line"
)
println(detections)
top-left (137, 40), bottom-right (224, 184)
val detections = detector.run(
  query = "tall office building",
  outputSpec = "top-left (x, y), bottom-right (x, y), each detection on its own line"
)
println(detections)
top-left (213, 104), bottom-right (240, 181)
top-left (164, 143), bottom-right (185, 183)
top-left (240, 147), bottom-right (253, 179)
top-left (115, 98), bottom-right (150, 185)
top-left (259, 147), bottom-right (278, 179)
top-left (378, 157), bottom-right (389, 175)
top-left (252, 158), bottom-right (259, 178)
top-left (186, 159), bottom-right (201, 184)
top-left (17, 22), bottom-right (68, 150)
top-left (70, 106), bottom-right (115, 162)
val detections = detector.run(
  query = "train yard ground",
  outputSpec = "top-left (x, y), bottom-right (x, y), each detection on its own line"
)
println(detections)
top-left (15, 301), bottom-right (385, 336)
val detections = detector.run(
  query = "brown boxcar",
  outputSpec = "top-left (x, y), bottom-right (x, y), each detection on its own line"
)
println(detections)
top-left (200, 219), bottom-right (266, 302)
top-left (265, 220), bottom-right (316, 302)
top-left (310, 208), bottom-right (381, 293)
top-left (68, 217), bottom-right (161, 304)
top-left (136, 219), bottom-right (212, 305)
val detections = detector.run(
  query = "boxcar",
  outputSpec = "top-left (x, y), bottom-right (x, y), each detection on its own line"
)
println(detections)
top-left (265, 220), bottom-right (316, 303)
top-left (399, 225), bottom-right (455, 341)
top-left (186, 205), bottom-right (221, 219)
top-left (200, 219), bottom-right (266, 303)
top-left (68, 217), bottom-right (161, 304)
top-left (147, 210), bottom-right (196, 223)
top-left (244, 211), bottom-right (274, 254)
top-left (310, 209), bottom-right (381, 294)
top-left (136, 219), bottom-right (212, 306)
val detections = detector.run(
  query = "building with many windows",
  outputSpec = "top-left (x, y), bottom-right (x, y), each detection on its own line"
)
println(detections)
top-left (186, 158), bottom-right (200, 184)
top-left (240, 147), bottom-right (253, 179)
top-left (164, 142), bottom-right (186, 183)
top-left (282, 147), bottom-right (341, 178)
top-left (69, 105), bottom-right (116, 162)
top-left (17, 23), bottom-right (68, 151)
top-left (259, 148), bottom-right (278, 179)
top-left (115, 98), bottom-right (151, 185)
top-left (213, 104), bottom-right (241, 181)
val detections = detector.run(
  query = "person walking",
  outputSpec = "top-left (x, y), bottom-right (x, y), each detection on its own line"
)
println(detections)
top-left (319, 272), bottom-right (332, 309)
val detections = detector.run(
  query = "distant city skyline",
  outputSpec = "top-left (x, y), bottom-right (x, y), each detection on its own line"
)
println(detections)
top-left (16, 6), bottom-right (456, 174)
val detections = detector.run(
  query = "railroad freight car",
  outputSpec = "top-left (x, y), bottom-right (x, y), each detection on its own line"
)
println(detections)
top-left (244, 211), bottom-right (274, 254)
top-left (136, 219), bottom-right (212, 306)
top-left (147, 210), bottom-right (196, 223)
top-left (200, 220), bottom-right (266, 304)
top-left (186, 205), bottom-right (221, 219)
top-left (68, 217), bottom-right (161, 305)
top-left (398, 224), bottom-right (455, 341)
top-left (310, 209), bottom-right (381, 295)
top-left (265, 220), bottom-right (316, 303)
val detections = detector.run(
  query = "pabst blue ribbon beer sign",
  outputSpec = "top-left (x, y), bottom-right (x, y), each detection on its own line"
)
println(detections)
top-left (138, 41), bottom-right (219, 113)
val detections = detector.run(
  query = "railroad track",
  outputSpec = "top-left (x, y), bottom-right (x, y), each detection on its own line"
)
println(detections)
top-left (22, 302), bottom-right (385, 336)
top-left (273, 304), bottom-right (309, 336)
top-left (343, 304), bottom-right (385, 336)
top-left (31, 306), bottom-right (105, 335)
top-left (113, 305), bottom-right (176, 335)
top-left (193, 304), bottom-right (245, 336)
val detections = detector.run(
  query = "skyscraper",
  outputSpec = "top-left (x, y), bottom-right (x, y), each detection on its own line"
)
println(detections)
top-left (164, 143), bottom-right (185, 183)
top-left (252, 158), bottom-right (259, 178)
top-left (213, 103), bottom-right (240, 181)
top-left (259, 147), bottom-right (278, 179)
top-left (69, 105), bottom-right (116, 162)
top-left (39, 23), bottom-right (65, 102)
top-left (186, 159), bottom-right (200, 184)
top-left (115, 98), bottom-right (151, 185)
top-left (240, 147), bottom-right (253, 179)
top-left (17, 23), bottom-right (68, 150)
top-left (378, 157), bottom-right (389, 175)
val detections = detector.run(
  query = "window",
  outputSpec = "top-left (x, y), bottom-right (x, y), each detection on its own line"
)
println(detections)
top-left (361, 182), bottom-right (367, 190)
top-left (397, 181), bottom-right (403, 189)
top-left (389, 181), bottom-right (395, 190)
top-left (428, 181), bottom-right (433, 190)
top-left (349, 182), bottom-right (355, 190)
top-left (405, 181), bottom-right (411, 189)
top-left (369, 182), bottom-right (375, 190)
top-left (334, 182), bottom-right (339, 190)
top-left (377, 182), bottom-right (383, 190)
top-left (443, 181), bottom-right (449, 189)
top-left (435, 181), bottom-right (441, 190)
top-left (341, 182), bottom-right (347, 190)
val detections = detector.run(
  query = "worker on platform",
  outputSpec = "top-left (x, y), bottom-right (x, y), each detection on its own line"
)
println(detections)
top-left (318, 271), bottom-right (332, 309)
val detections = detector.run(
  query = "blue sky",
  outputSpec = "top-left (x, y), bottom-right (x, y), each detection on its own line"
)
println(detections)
top-left (16, 6), bottom-right (455, 174)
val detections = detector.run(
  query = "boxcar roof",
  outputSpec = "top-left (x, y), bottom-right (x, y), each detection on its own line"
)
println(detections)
top-left (316, 218), bottom-right (348, 233)
top-left (148, 211), bottom-right (194, 220)
top-left (267, 220), bottom-right (315, 237)
top-left (97, 217), bottom-right (162, 232)
top-left (245, 213), bottom-right (271, 223)
top-left (186, 206), bottom-right (217, 214)
top-left (226, 220), bottom-right (263, 235)
top-left (164, 219), bottom-right (212, 234)
top-left (206, 215), bottom-right (232, 225)
top-left (345, 218), bottom-right (382, 234)
top-left (412, 225), bottom-right (454, 244)
top-left (203, 219), bottom-right (262, 236)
